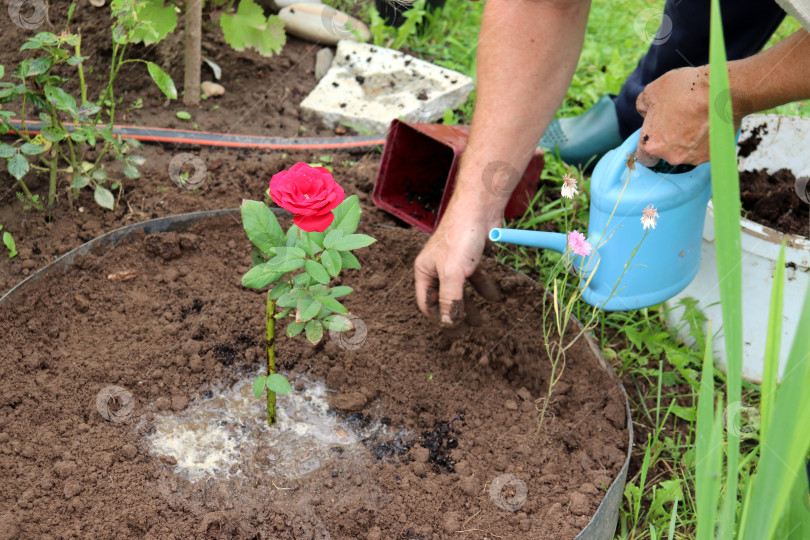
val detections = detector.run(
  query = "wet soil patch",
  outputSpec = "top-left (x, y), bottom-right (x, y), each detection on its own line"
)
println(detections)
top-left (740, 168), bottom-right (809, 237)
top-left (0, 216), bottom-right (628, 539)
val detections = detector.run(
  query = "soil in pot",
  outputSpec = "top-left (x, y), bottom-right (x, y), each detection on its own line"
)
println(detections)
top-left (0, 216), bottom-right (628, 539)
top-left (739, 168), bottom-right (809, 237)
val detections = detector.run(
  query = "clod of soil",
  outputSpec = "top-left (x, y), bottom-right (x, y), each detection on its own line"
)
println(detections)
top-left (740, 168), bottom-right (809, 237)
top-left (0, 216), bottom-right (628, 539)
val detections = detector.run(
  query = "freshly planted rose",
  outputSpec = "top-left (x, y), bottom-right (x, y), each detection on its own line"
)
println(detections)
top-left (242, 163), bottom-right (376, 426)
top-left (269, 163), bottom-right (346, 232)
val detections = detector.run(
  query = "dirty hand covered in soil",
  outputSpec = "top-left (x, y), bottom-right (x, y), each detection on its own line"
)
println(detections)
top-left (0, 216), bottom-right (629, 539)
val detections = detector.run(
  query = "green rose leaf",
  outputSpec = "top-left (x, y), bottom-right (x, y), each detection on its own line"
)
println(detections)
top-left (323, 229), bottom-right (345, 249)
top-left (276, 292), bottom-right (298, 308)
top-left (270, 246), bottom-right (306, 259)
top-left (314, 295), bottom-right (348, 314)
top-left (321, 248), bottom-right (342, 277)
top-left (324, 314), bottom-right (354, 332)
top-left (265, 373), bottom-right (292, 395)
top-left (8, 153), bottom-right (29, 181)
top-left (94, 186), bottom-right (115, 210)
top-left (123, 163), bottom-right (140, 179)
top-left (308, 284), bottom-right (330, 297)
top-left (285, 224), bottom-right (300, 247)
top-left (339, 251), bottom-right (361, 270)
top-left (253, 376), bottom-right (267, 398)
top-left (70, 176), bottom-right (90, 189)
top-left (242, 263), bottom-right (284, 289)
top-left (41, 126), bottom-right (67, 142)
top-left (146, 61), bottom-right (177, 100)
top-left (305, 259), bottom-right (330, 285)
top-left (333, 234), bottom-right (376, 251)
top-left (330, 286), bottom-right (353, 298)
top-left (274, 307), bottom-right (291, 319)
top-left (286, 321), bottom-right (306, 338)
top-left (269, 281), bottom-right (292, 301)
top-left (43, 86), bottom-right (77, 116)
top-left (0, 144), bottom-right (16, 159)
top-left (297, 296), bottom-right (322, 322)
top-left (307, 231), bottom-right (325, 250)
top-left (251, 245), bottom-right (269, 267)
top-left (241, 200), bottom-right (285, 255)
top-left (293, 272), bottom-right (312, 287)
top-left (305, 319), bottom-right (324, 345)
top-left (266, 255), bottom-right (305, 273)
top-left (19, 142), bottom-right (44, 156)
top-left (329, 195), bottom-right (361, 234)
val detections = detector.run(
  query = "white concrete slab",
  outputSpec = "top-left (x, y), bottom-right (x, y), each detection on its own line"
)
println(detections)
top-left (300, 40), bottom-right (474, 133)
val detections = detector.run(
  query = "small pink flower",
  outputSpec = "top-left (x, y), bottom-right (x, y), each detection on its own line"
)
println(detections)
top-left (567, 230), bottom-right (592, 257)
top-left (641, 204), bottom-right (659, 230)
top-left (561, 173), bottom-right (579, 199)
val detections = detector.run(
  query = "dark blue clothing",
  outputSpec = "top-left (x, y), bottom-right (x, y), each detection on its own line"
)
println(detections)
top-left (614, 0), bottom-right (787, 138)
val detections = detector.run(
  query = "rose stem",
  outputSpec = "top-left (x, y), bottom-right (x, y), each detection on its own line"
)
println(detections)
top-left (265, 292), bottom-right (277, 426)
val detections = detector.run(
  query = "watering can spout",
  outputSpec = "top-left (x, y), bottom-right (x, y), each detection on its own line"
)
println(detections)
top-left (488, 228), bottom-right (568, 253)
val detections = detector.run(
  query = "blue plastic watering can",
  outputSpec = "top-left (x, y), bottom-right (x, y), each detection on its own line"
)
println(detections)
top-left (490, 129), bottom-right (712, 311)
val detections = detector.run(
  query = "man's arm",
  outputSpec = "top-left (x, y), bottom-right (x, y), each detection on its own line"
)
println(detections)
top-left (637, 29), bottom-right (810, 165)
top-left (415, 0), bottom-right (592, 323)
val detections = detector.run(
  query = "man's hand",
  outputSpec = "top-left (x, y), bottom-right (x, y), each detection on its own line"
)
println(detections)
top-left (414, 208), bottom-right (500, 325)
top-left (636, 30), bottom-right (810, 167)
top-left (635, 67), bottom-right (715, 167)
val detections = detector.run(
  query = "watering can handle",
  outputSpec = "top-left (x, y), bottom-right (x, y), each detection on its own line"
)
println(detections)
top-left (598, 129), bottom-right (643, 192)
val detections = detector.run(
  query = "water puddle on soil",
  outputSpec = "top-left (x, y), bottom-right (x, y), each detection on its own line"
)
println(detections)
top-left (144, 375), bottom-right (402, 482)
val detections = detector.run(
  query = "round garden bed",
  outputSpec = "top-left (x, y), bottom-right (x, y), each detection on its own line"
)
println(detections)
top-left (0, 211), bottom-right (630, 539)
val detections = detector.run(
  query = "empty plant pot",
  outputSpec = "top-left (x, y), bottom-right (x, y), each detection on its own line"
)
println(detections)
top-left (372, 119), bottom-right (545, 233)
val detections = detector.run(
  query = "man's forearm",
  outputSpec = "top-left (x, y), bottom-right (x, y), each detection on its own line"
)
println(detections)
top-left (732, 29), bottom-right (810, 118)
top-left (447, 0), bottom-right (591, 224)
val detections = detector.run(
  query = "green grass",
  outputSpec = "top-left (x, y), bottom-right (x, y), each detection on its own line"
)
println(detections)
top-left (336, 0), bottom-right (810, 537)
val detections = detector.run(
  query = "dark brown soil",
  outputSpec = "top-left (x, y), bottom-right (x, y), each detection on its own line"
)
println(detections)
top-left (740, 168), bottom-right (809, 237)
top-left (0, 216), bottom-right (628, 539)
top-left (0, 146), bottom-right (390, 294)
top-left (0, 1), bottom-right (335, 137)
top-left (0, 1), bottom-right (398, 295)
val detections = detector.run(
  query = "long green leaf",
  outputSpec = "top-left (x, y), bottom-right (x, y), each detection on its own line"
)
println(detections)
top-left (696, 322), bottom-right (721, 540)
top-left (760, 242), bottom-right (785, 440)
top-left (708, 1), bottom-right (742, 534)
top-left (742, 279), bottom-right (810, 539)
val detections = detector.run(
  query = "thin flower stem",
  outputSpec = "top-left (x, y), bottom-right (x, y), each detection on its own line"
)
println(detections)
top-left (265, 293), bottom-right (277, 426)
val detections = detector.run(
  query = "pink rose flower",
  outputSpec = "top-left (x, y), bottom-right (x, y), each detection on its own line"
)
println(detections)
top-left (269, 163), bottom-right (345, 232)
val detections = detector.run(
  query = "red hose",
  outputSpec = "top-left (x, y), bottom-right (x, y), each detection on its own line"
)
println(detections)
top-left (7, 120), bottom-right (387, 150)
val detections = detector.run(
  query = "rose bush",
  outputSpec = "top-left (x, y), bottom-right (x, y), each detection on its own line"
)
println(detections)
top-left (269, 163), bottom-right (345, 232)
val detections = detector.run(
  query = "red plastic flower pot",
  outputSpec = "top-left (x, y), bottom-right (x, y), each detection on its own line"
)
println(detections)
top-left (372, 120), bottom-right (545, 233)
